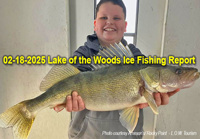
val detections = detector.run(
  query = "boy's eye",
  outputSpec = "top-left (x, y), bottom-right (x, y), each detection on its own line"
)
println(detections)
top-left (114, 17), bottom-right (120, 20)
top-left (100, 17), bottom-right (107, 20)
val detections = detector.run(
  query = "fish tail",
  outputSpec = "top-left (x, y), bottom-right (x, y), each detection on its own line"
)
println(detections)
top-left (0, 100), bottom-right (35, 139)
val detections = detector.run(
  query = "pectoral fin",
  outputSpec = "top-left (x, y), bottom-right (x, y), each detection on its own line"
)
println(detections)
top-left (143, 90), bottom-right (159, 115)
top-left (118, 106), bottom-right (139, 133)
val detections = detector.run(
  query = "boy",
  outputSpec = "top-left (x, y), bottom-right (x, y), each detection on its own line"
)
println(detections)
top-left (54, 0), bottom-right (179, 138)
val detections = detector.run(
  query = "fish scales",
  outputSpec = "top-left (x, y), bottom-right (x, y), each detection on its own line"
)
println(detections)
top-left (76, 65), bottom-right (146, 111)
top-left (26, 64), bottom-right (147, 113)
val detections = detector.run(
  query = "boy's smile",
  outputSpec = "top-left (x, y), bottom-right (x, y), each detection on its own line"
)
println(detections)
top-left (94, 2), bottom-right (127, 46)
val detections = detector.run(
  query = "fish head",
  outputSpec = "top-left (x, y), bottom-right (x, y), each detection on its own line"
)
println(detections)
top-left (140, 65), bottom-right (199, 93)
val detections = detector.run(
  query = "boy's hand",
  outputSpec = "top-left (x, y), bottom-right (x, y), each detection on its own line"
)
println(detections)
top-left (53, 91), bottom-right (85, 112)
top-left (138, 88), bottom-right (180, 109)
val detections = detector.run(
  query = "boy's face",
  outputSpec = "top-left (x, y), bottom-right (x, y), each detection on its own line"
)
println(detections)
top-left (94, 2), bottom-right (127, 46)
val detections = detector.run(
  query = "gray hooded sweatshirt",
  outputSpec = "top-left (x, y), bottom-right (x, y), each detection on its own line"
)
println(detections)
top-left (68, 34), bottom-right (144, 139)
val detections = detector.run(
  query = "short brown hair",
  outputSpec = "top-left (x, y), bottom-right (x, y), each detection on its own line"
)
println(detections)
top-left (96, 0), bottom-right (126, 19)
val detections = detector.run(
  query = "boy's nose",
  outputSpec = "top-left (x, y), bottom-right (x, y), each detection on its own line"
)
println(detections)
top-left (106, 18), bottom-right (114, 25)
top-left (106, 20), bottom-right (113, 25)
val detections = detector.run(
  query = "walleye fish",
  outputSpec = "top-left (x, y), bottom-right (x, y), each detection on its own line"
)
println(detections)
top-left (0, 43), bottom-right (199, 139)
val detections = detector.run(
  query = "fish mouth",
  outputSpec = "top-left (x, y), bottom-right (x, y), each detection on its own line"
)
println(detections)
top-left (188, 70), bottom-right (199, 81)
top-left (181, 70), bottom-right (199, 89)
top-left (194, 72), bottom-right (200, 79)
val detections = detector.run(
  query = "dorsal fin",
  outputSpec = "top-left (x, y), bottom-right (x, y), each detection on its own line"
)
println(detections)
top-left (104, 42), bottom-right (133, 58)
top-left (40, 64), bottom-right (80, 91)
top-left (117, 42), bottom-right (134, 57)
top-left (90, 42), bottom-right (134, 70)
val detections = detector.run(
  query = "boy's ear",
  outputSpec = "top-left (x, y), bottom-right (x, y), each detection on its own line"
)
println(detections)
top-left (94, 20), bottom-right (97, 31)
top-left (125, 21), bottom-right (127, 32)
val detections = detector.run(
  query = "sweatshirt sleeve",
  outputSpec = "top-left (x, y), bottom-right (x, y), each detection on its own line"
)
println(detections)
top-left (72, 46), bottom-right (92, 72)
top-left (128, 44), bottom-right (146, 58)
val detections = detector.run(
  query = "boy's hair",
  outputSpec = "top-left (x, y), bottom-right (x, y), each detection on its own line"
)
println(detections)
top-left (96, 0), bottom-right (126, 19)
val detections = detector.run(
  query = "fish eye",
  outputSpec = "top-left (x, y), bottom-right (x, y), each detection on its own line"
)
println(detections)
top-left (175, 68), bottom-right (182, 74)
